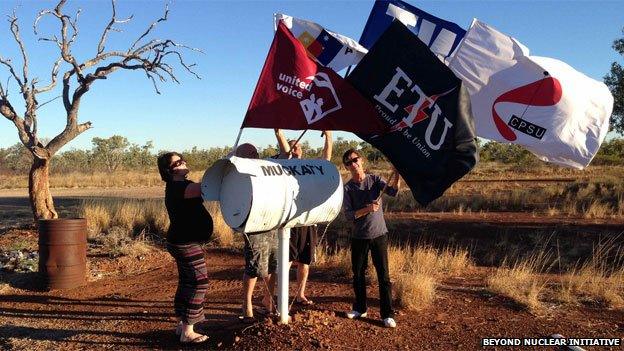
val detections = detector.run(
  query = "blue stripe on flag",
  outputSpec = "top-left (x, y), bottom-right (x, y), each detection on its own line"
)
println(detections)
top-left (316, 29), bottom-right (343, 66)
top-left (359, 0), bottom-right (466, 59)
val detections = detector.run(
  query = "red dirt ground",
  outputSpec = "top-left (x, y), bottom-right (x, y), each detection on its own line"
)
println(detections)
top-left (1, 228), bottom-right (622, 350)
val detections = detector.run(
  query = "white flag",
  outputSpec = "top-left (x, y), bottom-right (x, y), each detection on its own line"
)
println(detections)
top-left (448, 19), bottom-right (613, 169)
top-left (274, 13), bottom-right (368, 72)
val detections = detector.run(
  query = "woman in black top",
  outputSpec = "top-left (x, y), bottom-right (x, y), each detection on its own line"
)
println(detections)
top-left (157, 152), bottom-right (213, 344)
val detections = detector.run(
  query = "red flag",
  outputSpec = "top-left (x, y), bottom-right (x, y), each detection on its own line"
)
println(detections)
top-left (242, 22), bottom-right (387, 135)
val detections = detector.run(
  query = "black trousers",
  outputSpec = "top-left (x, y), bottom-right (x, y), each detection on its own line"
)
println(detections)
top-left (351, 234), bottom-right (394, 319)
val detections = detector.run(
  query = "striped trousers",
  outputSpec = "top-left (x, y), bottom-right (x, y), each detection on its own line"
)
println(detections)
top-left (166, 242), bottom-right (209, 325)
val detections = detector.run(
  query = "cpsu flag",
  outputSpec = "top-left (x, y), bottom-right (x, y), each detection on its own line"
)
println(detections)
top-left (359, 0), bottom-right (465, 61)
top-left (348, 21), bottom-right (478, 206)
top-left (448, 20), bottom-right (613, 169)
top-left (274, 13), bottom-right (368, 72)
top-left (243, 22), bottom-right (387, 135)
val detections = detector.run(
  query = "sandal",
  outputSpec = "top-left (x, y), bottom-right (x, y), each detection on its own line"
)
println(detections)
top-left (238, 315), bottom-right (257, 324)
top-left (295, 298), bottom-right (314, 306)
top-left (180, 334), bottom-right (209, 344)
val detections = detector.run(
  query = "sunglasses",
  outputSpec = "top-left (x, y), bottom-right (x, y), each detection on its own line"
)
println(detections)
top-left (344, 156), bottom-right (360, 166)
top-left (169, 159), bottom-right (186, 170)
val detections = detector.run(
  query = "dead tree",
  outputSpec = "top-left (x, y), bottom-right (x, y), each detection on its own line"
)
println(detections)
top-left (0, 0), bottom-right (200, 220)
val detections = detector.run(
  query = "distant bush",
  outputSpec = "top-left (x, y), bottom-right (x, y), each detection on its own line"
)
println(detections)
top-left (591, 138), bottom-right (624, 165)
top-left (479, 141), bottom-right (541, 166)
top-left (478, 138), bottom-right (624, 166)
top-left (2, 135), bottom-right (622, 175)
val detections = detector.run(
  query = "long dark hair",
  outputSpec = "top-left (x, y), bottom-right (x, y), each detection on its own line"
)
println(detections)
top-left (157, 152), bottom-right (184, 182)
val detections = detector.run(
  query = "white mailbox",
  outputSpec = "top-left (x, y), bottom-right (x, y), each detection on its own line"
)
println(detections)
top-left (201, 156), bottom-right (343, 233)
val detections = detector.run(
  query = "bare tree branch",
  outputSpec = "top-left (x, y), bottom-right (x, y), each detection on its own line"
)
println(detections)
top-left (145, 72), bottom-right (161, 94)
top-left (34, 57), bottom-right (62, 94)
top-left (8, 11), bottom-right (29, 86)
top-left (98, 0), bottom-right (133, 55)
top-left (61, 71), bottom-right (72, 113)
top-left (34, 9), bottom-right (63, 48)
top-left (33, 9), bottom-right (57, 35)
top-left (4, 0), bottom-right (201, 156)
top-left (0, 57), bottom-right (23, 88)
top-left (38, 36), bottom-right (62, 49)
top-left (0, 96), bottom-right (30, 146)
top-left (2, 0), bottom-right (203, 219)
top-left (36, 95), bottom-right (61, 111)
top-left (46, 120), bottom-right (92, 155)
top-left (52, 0), bottom-right (84, 82)
top-left (128, 2), bottom-right (169, 53)
top-left (161, 50), bottom-right (201, 79)
top-left (67, 8), bottom-right (81, 46)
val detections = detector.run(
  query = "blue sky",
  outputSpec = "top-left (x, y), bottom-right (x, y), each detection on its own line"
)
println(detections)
top-left (0, 0), bottom-right (622, 153)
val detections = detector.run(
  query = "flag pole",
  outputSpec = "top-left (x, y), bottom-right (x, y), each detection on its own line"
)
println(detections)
top-left (231, 128), bottom-right (244, 153)
top-left (287, 129), bottom-right (308, 154)
top-left (376, 170), bottom-right (397, 203)
top-left (344, 65), bottom-right (353, 78)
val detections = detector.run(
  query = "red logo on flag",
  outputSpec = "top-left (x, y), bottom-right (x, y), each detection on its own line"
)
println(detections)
top-left (390, 86), bottom-right (455, 132)
top-left (492, 77), bottom-right (562, 141)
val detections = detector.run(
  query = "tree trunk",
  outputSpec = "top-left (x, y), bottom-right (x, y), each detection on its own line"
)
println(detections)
top-left (29, 158), bottom-right (58, 221)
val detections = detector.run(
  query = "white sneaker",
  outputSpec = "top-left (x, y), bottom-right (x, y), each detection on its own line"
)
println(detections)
top-left (383, 317), bottom-right (397, 328)
top-left (346, 310), bottom-right (368, 319)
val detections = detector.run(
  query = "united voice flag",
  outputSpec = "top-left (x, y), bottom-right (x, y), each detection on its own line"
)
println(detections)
top-left (274, 13), bottom-right (368, 72)
top-left (448, 20), bottom-right (613, 169)
top-left (347, 21), bottom-right (478, 206)
top-left (359, 0), bottom-right (465, 61)
top-left (242, 22), bottom-right (387, 135)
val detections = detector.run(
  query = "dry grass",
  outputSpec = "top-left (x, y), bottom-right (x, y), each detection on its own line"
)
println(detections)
top-left (3, 164), bottom-right (623, 218)
top-left (487, 263), bottom-right (548, 313)
top-left (205, 201), bottom-right (237, 248)
top-left (582, 200), bottom-right (613, 219)
top-left (90, 226), bottom-right (153, 258)
top-left (316, 245), bottom-right (352, 277)
top-left (395, 273), bottom-right (436, 311)
top-left (487, 237), bottom-right (624, 312)
top-left (379, 166), bottom-right (624, 219)
top-left (318, 243), bottom-right (473, 311)
top-left (555, 237), bottom-right (624, 308)
top-left (81, 203), bottom-right (111, 237)
top-left (405, 246), bottom-right (473, 277)
top-left (79, 198), bottom-right (235, 250)
top-left (0, 283), bottom-right (10, 295)
top-left (0, 170), bottom-right (203, 189)
top-left (486, 249), bottom-right (554, 313)
top-left (80, 199), bottom-right (169, 238)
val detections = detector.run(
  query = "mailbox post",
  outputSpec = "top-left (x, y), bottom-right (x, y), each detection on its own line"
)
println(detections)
top-left (277, 227), bottom-right (291, 323)
top-left (201, 156), bottom-right (343, 325)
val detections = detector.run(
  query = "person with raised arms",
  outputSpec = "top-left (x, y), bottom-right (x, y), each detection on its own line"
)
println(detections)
top-left (274, 129), bottom-right (332, 306)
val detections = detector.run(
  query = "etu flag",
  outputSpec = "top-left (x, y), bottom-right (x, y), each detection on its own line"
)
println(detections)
top-left (448, 19), bottom-right (613, 169)
top-left (243, 22), bottom-right (387, 135)
top-left (274, 13), bottom-right (368, 72)
top-left (348, 21), bottom-right (478, 206)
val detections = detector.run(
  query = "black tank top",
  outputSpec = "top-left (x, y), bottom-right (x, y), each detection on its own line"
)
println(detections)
top-left (165, 180), bottom-right (213, 244)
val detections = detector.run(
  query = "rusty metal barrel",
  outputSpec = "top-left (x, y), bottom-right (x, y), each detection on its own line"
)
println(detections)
top-left (38, 218), bottom-right (87, 290)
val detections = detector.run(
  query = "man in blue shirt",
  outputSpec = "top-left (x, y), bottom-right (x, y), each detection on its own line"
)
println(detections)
top-left (342, 148), bottom-right (400, 328)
